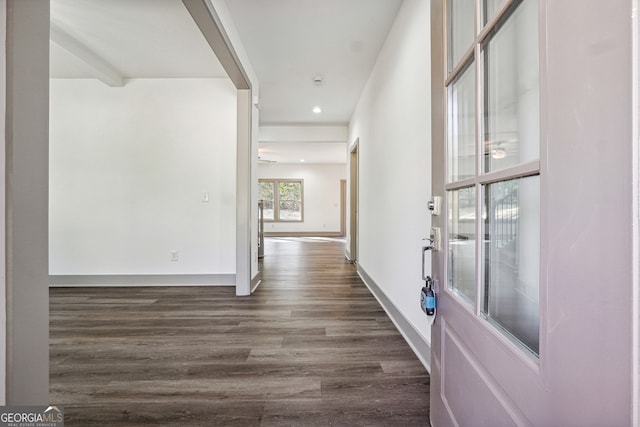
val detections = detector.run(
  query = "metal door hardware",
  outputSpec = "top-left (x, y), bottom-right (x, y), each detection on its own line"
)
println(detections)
top-left (422, 226), bottom-right (441, 260)
top-left (422, 240), bottom-right (433, 280)
top-left (422, 227), bottom-right (441, 280)
top-left (430, 226), bottom-right (441, 251)
top-left (428, 196), bottom-right (442, 216)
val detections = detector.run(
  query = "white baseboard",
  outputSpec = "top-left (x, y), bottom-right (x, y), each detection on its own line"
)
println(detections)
top-left (357, 265), bottom-right (431, 372)
top-left (251, 272), bottom-right (262, 293)
top-left (345, 249), bottom-right (354, 262)
top-left (49, 274), bottom-right (236, 287)
top-left (264, 231), bottom-right (344, 237)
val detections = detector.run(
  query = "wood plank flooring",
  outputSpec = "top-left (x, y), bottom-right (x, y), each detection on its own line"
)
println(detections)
top-left (50, 237), bottom-right (430, 426)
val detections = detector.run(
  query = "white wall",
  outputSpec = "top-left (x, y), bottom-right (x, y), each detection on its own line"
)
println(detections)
top-left (258, 163), bottom-right (346, 234)
top-left (260, 125), bottom-right (348, 142)
top-left (50, 78), bottom-right (237, 276)
top-left (348, 0), bottom-right (431, 344)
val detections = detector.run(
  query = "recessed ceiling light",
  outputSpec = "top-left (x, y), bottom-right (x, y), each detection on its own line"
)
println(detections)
top-left (491, 147), bottom-right (506, 159)
top-left (300, 159), bottom-right (305, 162)
top-left (312, 106), bottom-right (322, 114)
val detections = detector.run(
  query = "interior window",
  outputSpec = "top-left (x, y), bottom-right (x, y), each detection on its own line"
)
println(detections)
top-left (259, 179), bottom-right (304, 222)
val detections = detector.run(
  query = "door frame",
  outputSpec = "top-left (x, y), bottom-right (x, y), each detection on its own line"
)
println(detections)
top-left (633, 0), bottom-right (640, 420)
top-left (348, 140), bottom-right (359, 262)
top-left (340, 179), bottom-right (347, 236)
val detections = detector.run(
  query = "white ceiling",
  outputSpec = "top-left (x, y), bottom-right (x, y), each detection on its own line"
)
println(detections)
top-left (49, 0), bottom-right (404, 163)
top-left (50, 0), bottom-right (227, 80)
top-left (225, 0), bottom-right (403, 125)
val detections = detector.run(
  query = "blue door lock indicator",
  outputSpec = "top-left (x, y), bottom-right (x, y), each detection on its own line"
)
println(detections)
top-left (420, 277), bottom-right (436, 316)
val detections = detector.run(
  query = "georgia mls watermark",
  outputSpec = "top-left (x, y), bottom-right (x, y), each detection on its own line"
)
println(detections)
top-left (0, 406), bottom-right (63, 427)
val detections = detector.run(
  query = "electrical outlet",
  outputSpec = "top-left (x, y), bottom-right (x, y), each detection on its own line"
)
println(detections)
top-left (170, 250), bottom-right (179, 261)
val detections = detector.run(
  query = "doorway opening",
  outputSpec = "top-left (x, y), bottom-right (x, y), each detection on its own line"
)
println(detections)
top-left (4, 0), bottom-right (256, 404)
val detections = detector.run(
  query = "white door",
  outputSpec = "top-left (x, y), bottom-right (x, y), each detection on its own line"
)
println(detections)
top-left (430, 0), bottom-right (637, 425)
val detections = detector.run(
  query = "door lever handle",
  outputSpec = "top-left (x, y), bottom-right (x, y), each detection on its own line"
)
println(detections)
top-left (422, 240), bottom-right (433, 280)
top-left (423, 238), bottom-right (435, 251)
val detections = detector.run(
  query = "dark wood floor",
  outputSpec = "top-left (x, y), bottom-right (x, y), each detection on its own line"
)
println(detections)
top-left (50, 237), bottom-right (430, 426)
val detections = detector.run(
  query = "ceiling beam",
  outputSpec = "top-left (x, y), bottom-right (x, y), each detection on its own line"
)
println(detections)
top-left (50, 20), bottom-right (124, 87)
top-left (182, 0), bottom-right (250, 90)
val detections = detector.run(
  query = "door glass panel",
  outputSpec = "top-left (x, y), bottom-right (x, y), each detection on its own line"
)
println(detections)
top-left (482, 0), bottom-right (539, 173)
top-left (483, 0), bottom-right (508, 25)
top-left (448, 62), bottom-right (476, 183)
top-left (482, 176), bottom-right (540, 355)
top-left (448, 186), bottom-right (476, 304)
top-left (447, 0), bottom-right (475, 72)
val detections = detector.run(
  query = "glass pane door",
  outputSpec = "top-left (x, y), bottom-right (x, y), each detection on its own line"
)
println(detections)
top-left (445, 0), bottom-right (540, 356)
top-left (447, 0), bottom-right (475, 73)
top-left (448, 186), bottom-right (476, 303)
top-left (448, 62), bottom-right (476, 182)
top-left (483, 0), bottom-right (508, 25)
top-left (483, 0), bottom-right (539, 173)
top-left (482, 176), bottom-right (540, 354)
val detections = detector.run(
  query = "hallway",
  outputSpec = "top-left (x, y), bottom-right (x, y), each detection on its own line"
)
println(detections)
top-left (50, 237), bottom-right (430, 426)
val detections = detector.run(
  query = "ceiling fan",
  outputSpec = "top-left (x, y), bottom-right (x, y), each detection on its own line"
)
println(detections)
top-left (258, 147), bottom-right (277, 163)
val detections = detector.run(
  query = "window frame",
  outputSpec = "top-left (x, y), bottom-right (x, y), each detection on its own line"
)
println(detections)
top-left (258, 179), bottom-right (304, 222)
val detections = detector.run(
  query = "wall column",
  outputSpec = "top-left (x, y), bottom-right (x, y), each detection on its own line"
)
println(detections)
top-left (236, 89), bottom-right (251, 296)
top-left (5, 0), bottom-right (50, 404)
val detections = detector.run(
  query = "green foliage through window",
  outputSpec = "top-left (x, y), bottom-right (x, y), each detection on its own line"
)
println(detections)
top-left (259, 179), bottom-right (303, 221)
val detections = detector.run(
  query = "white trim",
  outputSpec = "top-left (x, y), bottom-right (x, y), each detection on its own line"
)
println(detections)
top-left (236, 89), bottom-right (252, 296)
top-left (49, 274), bottom-right (236, 287)
top-left (632, 1), bottom-right (640, 424)
top-left (357, 264), bottom-right (431, 372)
top-left (444, 177), bottom-right (476, 191)
top-left (0, 0), bottom-right (6, 406)
top-left (476, 160), bottom-right (540, 184)
top-left (444, 45), bottom-right (475, 86)
top-left (348, 139), bottom-right (359, 263)
top-left (264, 232), bottom-right (343, 238)
top-left (250, 275), bottom-right (261, 293)
top-left (445, 160), bottom-right (541, 191)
